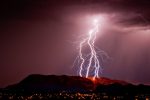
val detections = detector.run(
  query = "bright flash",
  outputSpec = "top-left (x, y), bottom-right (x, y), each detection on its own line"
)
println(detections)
top-left (93, 19), bottom-right (99, 25)
top-left (75, 17), bottom-right (109, 80)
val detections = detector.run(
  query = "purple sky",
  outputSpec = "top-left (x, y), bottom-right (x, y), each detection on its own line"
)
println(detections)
top-left (0, 0), bottom-right (150, 87)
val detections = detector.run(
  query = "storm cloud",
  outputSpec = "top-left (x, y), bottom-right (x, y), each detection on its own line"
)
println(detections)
top-left (0, 0), bottom-right (150, 87)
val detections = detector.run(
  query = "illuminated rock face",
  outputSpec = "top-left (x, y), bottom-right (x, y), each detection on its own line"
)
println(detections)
top-left (6, 74), bottom-right (129, 92)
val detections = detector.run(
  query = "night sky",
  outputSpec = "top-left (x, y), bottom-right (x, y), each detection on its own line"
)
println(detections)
top-left (0, 0), bottom-right (150, 87)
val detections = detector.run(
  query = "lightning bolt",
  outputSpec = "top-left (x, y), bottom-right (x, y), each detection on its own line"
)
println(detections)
top-left (77, 19), bottom-right (107, 80)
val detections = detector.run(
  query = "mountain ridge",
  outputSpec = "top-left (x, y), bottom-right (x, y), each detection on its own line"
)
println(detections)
top-left (3, 74), bottom-right (150, 94)
top-left (6, 74), bottom-right (130, 92)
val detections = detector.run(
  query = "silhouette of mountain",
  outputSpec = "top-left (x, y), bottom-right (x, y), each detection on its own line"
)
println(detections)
top-left (5, 74), bottom-right (129, 92)
top-left (6, 74), bottom-right (94, 92)
top-left (1, 74), bottom-right (150, 100)
top-left (5, 74), bottom-right (150, 94)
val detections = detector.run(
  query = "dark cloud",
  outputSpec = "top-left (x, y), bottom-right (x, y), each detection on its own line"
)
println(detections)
top-left (1, 0), bottom-right (150, 26)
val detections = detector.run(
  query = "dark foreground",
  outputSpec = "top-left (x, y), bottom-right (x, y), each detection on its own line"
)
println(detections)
top-left (0, 91), bottom-right (150, 100)
top-left (1, 75), bottom-right (150, 100)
